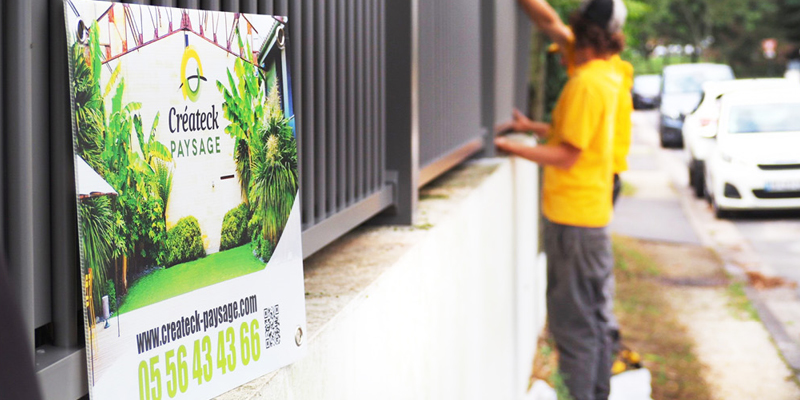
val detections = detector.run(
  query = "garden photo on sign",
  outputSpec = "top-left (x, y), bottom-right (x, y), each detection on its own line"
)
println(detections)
top-left (66, 1), bottom-right (305, 398)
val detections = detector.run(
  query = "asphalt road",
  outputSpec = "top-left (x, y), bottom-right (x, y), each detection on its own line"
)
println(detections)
top-left (733, 214), bottom-right (800, 289)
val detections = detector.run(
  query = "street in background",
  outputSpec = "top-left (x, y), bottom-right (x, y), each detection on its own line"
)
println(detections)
top-left (658, 63), bottom-right (734, 148)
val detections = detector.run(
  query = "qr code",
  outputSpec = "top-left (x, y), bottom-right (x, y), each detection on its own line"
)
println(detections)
top-left (263, 304), bottom-right (281, 349)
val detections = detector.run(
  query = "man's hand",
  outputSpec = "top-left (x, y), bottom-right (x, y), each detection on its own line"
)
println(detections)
top-left (494, 136), bottom-right (511, 153)
top-left (495, 109), bottom-right (550, 138)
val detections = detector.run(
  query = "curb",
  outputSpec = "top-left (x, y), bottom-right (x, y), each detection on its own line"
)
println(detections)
top-left (745, 286), bottom-right (800, 381)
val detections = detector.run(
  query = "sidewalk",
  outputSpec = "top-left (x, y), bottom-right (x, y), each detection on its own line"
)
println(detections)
top-left (609, 111), bottom-right (800, 399)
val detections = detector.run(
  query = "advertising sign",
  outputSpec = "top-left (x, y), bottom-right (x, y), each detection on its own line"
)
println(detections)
top-left (64, 1), bottom-right (306, 398)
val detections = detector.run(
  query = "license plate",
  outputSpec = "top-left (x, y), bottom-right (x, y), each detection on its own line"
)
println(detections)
top-left (765, 181), bottom-right (800, 192)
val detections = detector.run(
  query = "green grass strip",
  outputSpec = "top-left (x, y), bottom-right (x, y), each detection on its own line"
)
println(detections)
top-left (118, 244), bottom-right (265, 314)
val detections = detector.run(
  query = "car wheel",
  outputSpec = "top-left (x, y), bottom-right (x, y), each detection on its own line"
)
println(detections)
top-left (659, 129), bottom-right (683, 149)
top-left (659, 131), bottom-right (671, 148)
top-left (691, 161), bottom-right (705, 198)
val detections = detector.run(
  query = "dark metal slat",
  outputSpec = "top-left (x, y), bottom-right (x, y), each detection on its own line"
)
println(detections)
top-left (313, 0), bottom-right (326, 221)
top-left (0, 0), bottom-right (4, 264)
top-left (201, 0), bottom-right (221, 10)
top-left (378, 0), bottom-right (386, 187)
top-left (301, 0), bottom-right (315, 225)
top-left (178, 0), bottom-right (200, 9)
top-left (239, 0), bottom-right (257, 13)
top-left (325, 0), bottom-right (337, 214)
top-left (221, 0), bottom-right (238, 12)
top-left (363, 0), bottom-right (372, 195)
top-left (346, 0), bottom-right (355, 205)
top-left (275, 0), bottom-right (288, 16)
top-left (336, 0), bottom-right (347, 209)
top-left (355, 0), bottom-right (364, 199)
top-left (371, 0), bottom-right (379, 190)
top-left (257, 0), bottom-right (273, 15)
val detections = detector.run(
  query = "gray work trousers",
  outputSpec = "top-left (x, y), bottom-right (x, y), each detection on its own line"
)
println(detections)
top-left (544, 219), bottom-right (614, 400)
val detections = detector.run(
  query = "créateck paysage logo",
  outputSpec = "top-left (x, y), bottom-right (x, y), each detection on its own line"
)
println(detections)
top-left (168, 44), bottom-right (222, 158)
top-left (179, 45), bottom-right (205, 102)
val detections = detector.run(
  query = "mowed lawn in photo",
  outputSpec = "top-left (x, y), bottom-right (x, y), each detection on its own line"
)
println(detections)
top-left (118, 244), bottom-right (265, 314)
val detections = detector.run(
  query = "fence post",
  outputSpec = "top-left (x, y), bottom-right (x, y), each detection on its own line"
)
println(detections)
top-left (381, 0), bottom-right (418, 225)
top-left (4, 0), bottom-right (39, 351)
top-left (49, 0), bottom-right (79, 350)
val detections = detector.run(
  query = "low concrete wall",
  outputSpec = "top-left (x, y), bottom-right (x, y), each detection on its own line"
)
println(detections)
top-left (220, 155), bottom-right (546, 400)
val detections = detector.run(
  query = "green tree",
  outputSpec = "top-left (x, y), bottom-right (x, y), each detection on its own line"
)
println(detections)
top-left (71, 42), bottom-right (105, 174)
top-left (622, 0), bottom-right (780, 74)
top-left (780, 0), bottom-right (800, 43)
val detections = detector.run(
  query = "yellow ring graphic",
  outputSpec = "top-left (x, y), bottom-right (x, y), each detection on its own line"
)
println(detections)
top-left (181, 46), bottom-right (203, 102)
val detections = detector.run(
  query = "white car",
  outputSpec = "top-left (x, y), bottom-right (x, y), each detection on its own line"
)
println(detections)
top-left (683, 79), bottom-right (796, 198)
top-left (704, 89), bottom-right (800, 218)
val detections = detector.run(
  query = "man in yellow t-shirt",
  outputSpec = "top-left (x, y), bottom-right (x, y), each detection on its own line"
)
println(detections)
top-left (547, 37), bottom-right (634, 205)
top-left (495, 1), bottom-right (627, 399)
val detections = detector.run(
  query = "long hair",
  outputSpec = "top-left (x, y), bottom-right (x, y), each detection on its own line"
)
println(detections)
top-left (569, 12), bottom-right (625, 55)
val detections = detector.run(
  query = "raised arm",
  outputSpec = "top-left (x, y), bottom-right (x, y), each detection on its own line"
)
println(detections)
top-left (517, 0), bottom-right (574, 49)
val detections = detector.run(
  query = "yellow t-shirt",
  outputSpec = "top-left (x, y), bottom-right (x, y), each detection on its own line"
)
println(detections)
top-left (542, 59), bottom-right (623, 227)
top-left (559, 37), bottom-right (633, 174)
top-left (610, 55), bottom-right (634, 174)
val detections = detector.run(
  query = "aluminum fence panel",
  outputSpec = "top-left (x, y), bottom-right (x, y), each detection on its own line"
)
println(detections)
top-left (417, 0), bottom-right (484, 186)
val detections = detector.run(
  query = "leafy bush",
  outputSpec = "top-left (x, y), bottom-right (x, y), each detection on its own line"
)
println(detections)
top-left (165, 216), bottom-right (206, 267)
top-left (105, 279), bottom-right (117, 314)
top-left (220, 203), bottom-right (250, 251)
top-left (247, 212), bottom-right (275, 261)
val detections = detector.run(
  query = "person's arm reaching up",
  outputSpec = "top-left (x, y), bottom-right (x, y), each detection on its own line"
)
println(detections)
top-left (517, 0), bottom-right (574, 50)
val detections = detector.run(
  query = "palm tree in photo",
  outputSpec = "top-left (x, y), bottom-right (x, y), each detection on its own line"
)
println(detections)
top-left (78, 195), bottom-right (114, 312)
top-left (248, 83), bottom-right (298, 247)
top-left (216, 29), bottom-right (266, 203)
top-left (133, 112), bottom-right (175, 214)
top-left (217, 30), bottom-right (298, 260)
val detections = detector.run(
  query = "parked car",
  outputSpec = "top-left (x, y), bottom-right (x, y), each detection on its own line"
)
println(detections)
top-left (632, 74), bottom-right (661, 109)
top-left (704, 89), bottom-right (800, 218)
top-left (683, 78), bottom-right (797, 198)
top-left (659, 63), bottom-right (734, 148)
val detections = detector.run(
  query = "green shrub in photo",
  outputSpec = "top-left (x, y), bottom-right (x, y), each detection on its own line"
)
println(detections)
top-left (220, 203), bottom-right (250, 251)
top-left (166, 216), bottom-right (206, 267)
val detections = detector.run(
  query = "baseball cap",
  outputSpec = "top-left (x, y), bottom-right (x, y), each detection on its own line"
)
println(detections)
top-left (579, 0), bottom-right (627, 34)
